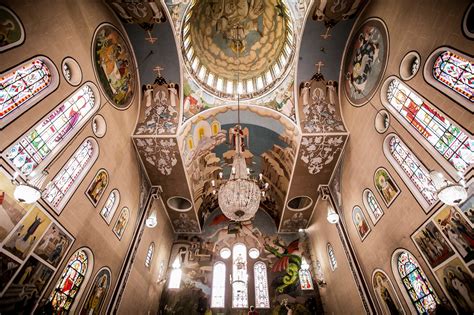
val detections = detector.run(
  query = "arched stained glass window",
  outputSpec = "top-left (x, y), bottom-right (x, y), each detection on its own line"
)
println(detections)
top-left (100, 189), bottom-right (120, 224)
top-left (298, 257), bottom-right (314, 291)
top-left (42, 138), bottom-right (98, 214)
top-left (327, 243), bottom-right (337, 271)
top-left (363, 189), bottom-right (384, 224)
top-left (397, 251), bottom-right (438, 314)
top-left (382, 77), bottom-right (472, 176)
top-left (432, 50), bottom-right (473, 102)
top-left (254, 262), bottom-right (270, 308)
top-left (50, 248), bottom-right (91, 313)
top-left (211, 261), bottom-right (226, 308)
top-left (384, 134), bottom-right (437, 211)
top-left (145, 243), bottom-right (155, 268)
top-left (232, 243), bottom-right (248, 308)
top-left (0, 56), bottom-right (59, 129)
top-left (3, 82), bottom-right (100, 176)
top-left (168, 256), bottom-right (182, 289)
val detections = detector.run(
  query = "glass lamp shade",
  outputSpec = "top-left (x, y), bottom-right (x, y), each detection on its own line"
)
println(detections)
top-left (437, 184), bottom-right (468, 206)
top-left (146, 210), bottom-right (158, 228)
top-left (327, 207), bottom-right (339, 224)
top-left (14, 184), bottom-right (41, 204)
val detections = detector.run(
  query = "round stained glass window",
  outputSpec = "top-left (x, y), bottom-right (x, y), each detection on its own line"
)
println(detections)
top-left (220, 247), bottom-right (231, 259)
top-left (249, 248), bottom-right (260, 259)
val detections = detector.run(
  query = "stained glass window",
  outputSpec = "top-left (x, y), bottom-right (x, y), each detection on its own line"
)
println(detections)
top-left (397, 251), bottom-right (438, 314)
top-left (363, 189), bottom-right (384, 224)
top-left (4, 83), bottom-right (99, 176)
top-left (385, 78), bottom-right (472, 174)
top-left (211, 262), bottom-right (226, 308)
top-left (254, 262), bottom-right (270, 308)
top-left (168, 256), bottom-right (182, 289)
top-left (50, 249), bottom-right (89, 312)
top-left (432, 51), bottom-right (473, 102)
top-left (327, 243), bottom-right (337, 271)
top-left (145, 243), bottom-right (154, 268)
top-left (299, 257), bottom-right (314, 291)
top-left (387, 135), bottom-right (437, 209)
top-left (100, 190), bottom-right (120, 223)
top-left (232, 243), bottom-right (248, 308)
top-left (43, 138), bottom-right (98, 213)
top-left (0, 57), bottom-right (56, 128)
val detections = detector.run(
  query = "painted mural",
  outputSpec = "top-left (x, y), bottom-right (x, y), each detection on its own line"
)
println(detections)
top-left (413, 221), bottom-right (455, 269)
top-left (372, 270), bottom-right (404, 315)
top-left (160, 210), bottom-right (319, 314)
top-left (113, 207), bottom-right (130, 240)
top-left (299, 135), bottom-right (345, 175)
top-left (312, 0), bottom-right (367, 28)
top-left (134, 138), bottom-right (179, 176)
top-left (93, 23), bottom-right (136, 109)
top-left (79, 267), bottom-right (111, 315)
top-left (374, 167), bottom-right (400, 207)
top-left (106, 0), bottom-right (166, 29)
top-left (352, 206), bottom-right (370, 241)
top-left (85, 169), bottom-right (109, 206)
top-left (344, 18), bottom-right (388, 106)
top-left (0, 6), bottom-right (25, 52)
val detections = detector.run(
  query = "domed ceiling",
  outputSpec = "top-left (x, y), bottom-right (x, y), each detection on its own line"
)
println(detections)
top-left (181, 0), bottom-right (295, 100)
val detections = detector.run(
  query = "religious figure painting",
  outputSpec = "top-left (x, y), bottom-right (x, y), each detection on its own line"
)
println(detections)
top-left (433, 206), bottom-right (474, 264)
top-left (374, 168), bottom-right (400, 207)
top-left (344, 18), bottom-right (389, 106)
top-left (412, 221), bottom-right (455, 269)
top-left (86, 169), bottom-right (109, 206)
top-left (93, 23), bottom-right (135, 109)
top-left (434, 257), bottom-right (474, 314)
top-left (33, 223), bottom-right (73, 268)
top-left (0, 6), bottom-right (25, 52)
top-left (113, 207), bottom-right (130, 240)
top-left (352, 206), bottom-right (371, 241)
top-left (372, 270), bottom-right (404, 315)
top-left (458, 194), bottom-right (473, 225)
top-left (0, 252), bottom-right (20, 291)
top-left (80, 267), bottom-right (111, 315)
top-left (0, 172), bottom-right (30, 241)
top-left (4, 207), bottom-right (51, 260)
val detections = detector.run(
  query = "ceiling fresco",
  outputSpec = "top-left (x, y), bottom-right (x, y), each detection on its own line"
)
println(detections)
top-left (111, 0), bottom-right (367, 233)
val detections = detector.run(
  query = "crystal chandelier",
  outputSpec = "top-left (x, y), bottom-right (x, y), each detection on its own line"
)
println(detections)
top-left (12, 170), bottom-right (49, 204)
top-left (430, 171), bottom-right (468, 206)
top-left (212, 26), bottom-right (268, 222)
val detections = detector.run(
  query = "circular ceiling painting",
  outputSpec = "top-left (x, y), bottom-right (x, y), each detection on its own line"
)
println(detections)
top-left (92, 23), bottom-right (136, 109)
top-left (343, 18), bottom-right (389, 106)
top-left (181, 0), bottom-right (296, 100)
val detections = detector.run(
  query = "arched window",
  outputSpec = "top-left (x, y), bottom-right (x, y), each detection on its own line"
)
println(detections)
top-left (381, 76), bottom-right (472, 178)
top-left (211, 261), bottom-right (226, 308)
top-left (298, 257), bottom-right (314, 291)
top-left (383, 134), bottom-right (437, 212)
top-left (362, 189), bottom-right (384, 224)
top-left (145, 243), bottom-right (155, 268)
top-left (424, 47), bottom-right (473, 110)
top-left (168, 255), bottom-right (182, 289)
top-left (393, 250), bottom-right (438, 314)
top-left (50, 248), bottom-right (93, 313)
top-left (327, 243), bottom-right (337, 271)
top-left (254, 262), bottom-right (270, 308)
top-left (42, 138), bottom-right (99, 214)
top-left (232, 243), bottom-right (248, 308)
top-left (3, 82), bottom-right (100, 176)
top-left (100, 189), bottom-right (120, 224)
top-left (0, 56), bottom-right (59, 128)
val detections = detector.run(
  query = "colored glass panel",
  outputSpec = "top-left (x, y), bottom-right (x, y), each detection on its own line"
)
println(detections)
top-left (366, 190), bottom-right (384, 220)
top-left (0, 59), bottom-right (52, 120)
top-left (386, 78), bottom-right (472, 173)
top-left (232, 244), bottom-right (248, 308)
top-left (145, 243), bottom-right (154, 268)
top-left (5, 84), bottom-right (97, 176)
top-left (254, 262), bottom-right (270, 308)
top-left (211, 262), bottom-right (226, 308)
top-left (397, 251), bottom-right (438, 314)
top-left (50, 249), bottom-right (88, 312)
top-left (389, 136), bottom-right (437, 206)
top-left (327, 244), bottom-right (337, 271)
top-left (432, 51), bottom-right (473, 102)
top-left (101, 191), bottom-right (116, 219)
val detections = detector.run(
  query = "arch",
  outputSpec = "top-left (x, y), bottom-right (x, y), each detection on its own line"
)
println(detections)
top-left (50, 247), bottom-right (94, 313)
top-left (232, 243), bottom-right (248, 308)
top-left (85, 168), bottom-right (109, 206)
top-left (423, 47), bottom-right (473, 111)
top-left (113, 207), bottom-right (130, 240)
top-left (383, 134), bottom-right (437, 212)
top-left (0, 56), bottom-right (59, 128)
top-left (3, 82), bottom-right (101, 177)
top-left (79, 266), bottom-right (111, 315)
top-left (0, 5), bottom-right (25, 52)
top-left (100, 189), bottom-right (120, 224)
top-left (371, 268), bottom-right (405, 315)
top-left (211, 261), bottom-right (226, 308)
top-left (327, 243), bottom-right (337, 271)
top-left (145, 242), bottom-right (155, 268)
top-left (380, 76), bottom-right (472, 180)
top-left (254, 261), bottom-right (270, 308)
top-left (352, 205), bottom-right (371, 241)
top-left (390, 249), bottom-right (439, 314)
top-left (362, 188), bottom-right (384, 225)
top-left (42, 137), bottom-right (99, 214)
top-left (168, 255), bottom-right (182, 289)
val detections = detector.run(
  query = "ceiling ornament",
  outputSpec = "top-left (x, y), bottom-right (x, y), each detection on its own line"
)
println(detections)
top-left (300, 135), bottom-right (345, 175)
top-left (134, 138), bottom-right (178, 176)
top-left (312, 0), bottom-right (366, 28)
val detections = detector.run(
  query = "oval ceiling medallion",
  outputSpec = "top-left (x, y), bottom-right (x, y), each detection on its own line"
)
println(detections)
top-left (287, 196), bottom-right (313, 212)
top-left (167, 196), bottom-right (193, 212)
top-left (181, 0), bottom-right (296, 100)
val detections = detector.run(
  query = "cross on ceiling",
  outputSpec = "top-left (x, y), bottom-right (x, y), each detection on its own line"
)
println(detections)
top-left (153, 66), bottom-right (164, 77)
top-left (315, 61), bottom-right (324, 74)
top-left (320, 27), bottom-right (332, 40)
top-left (145, 29), bottom-right (157, 44)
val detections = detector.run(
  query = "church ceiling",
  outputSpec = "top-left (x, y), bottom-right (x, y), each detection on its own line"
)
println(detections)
top-left (109, 0), bottom-right (368, 234)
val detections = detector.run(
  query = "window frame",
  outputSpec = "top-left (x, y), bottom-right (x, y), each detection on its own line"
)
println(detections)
top-left (145, 242), bottom-right (155, 268)
top-left (211, 261), bottom-right (226, 308)
top-left (254, 261), bottom-right (270, 308)
top-left (327, 243), bottom-right (337, 271)
top-left (100, 189), bottom-right (120, 224)
top-left (362, 188), bottom-right (384, 225)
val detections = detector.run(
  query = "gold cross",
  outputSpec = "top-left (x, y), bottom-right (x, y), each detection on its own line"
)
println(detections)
top-left (153, 66), bottom-right (164, 77)
top-left (321, 27), bottom-right (332, 40)
top-left (315, 61), bottom-right (325, 74)
top-left (145, 30), bottom-right (157, 44)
